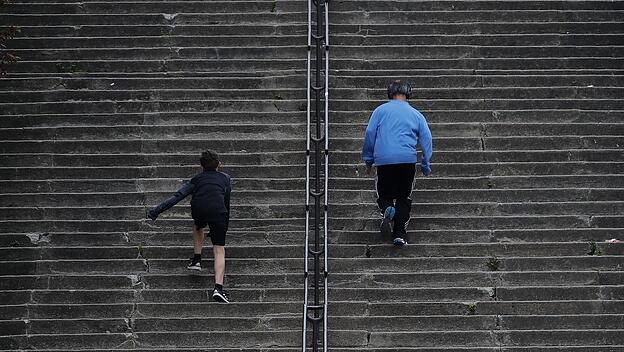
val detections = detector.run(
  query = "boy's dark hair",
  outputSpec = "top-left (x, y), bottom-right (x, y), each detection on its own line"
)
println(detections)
top-left (200, 150), bottom-right (220, 170)
top-left (387, 80), bottom-right (411, 100)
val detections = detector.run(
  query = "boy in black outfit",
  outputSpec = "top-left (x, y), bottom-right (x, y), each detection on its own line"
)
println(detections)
top-left (147, 150), bottom-right (231, 303)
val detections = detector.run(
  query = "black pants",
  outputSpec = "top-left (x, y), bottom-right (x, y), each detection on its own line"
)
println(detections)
top-left (376, 163), bottom-right (415, 237)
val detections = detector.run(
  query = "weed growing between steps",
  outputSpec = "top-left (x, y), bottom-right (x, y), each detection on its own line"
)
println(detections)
top-left (467, 303), bottom-right (478, 315)
top-left (55, 62), bottom-right (87, 74)
top-left (587, 241), bottom-right (603, 256)
top-left (486, 256), bottom-right (501, 271)
top-left (0, 0), bottom-right (19, 75)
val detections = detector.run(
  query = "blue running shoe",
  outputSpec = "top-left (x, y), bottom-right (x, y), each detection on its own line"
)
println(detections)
top-left (380, 206), bottom-right (395, 237)
top-left (393, 237), bottom-right (407, 246)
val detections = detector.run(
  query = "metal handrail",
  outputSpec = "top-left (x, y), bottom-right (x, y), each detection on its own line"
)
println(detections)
top-left (302, 0), bottom-right (329, 351)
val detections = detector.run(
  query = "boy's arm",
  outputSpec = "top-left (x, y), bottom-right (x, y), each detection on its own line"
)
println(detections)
top-left (418, 116), bottom-right (433, 176)
top-left (362, 110), bottom-right (380, 167)
top-left (148, 181), bottom-right (195, 220)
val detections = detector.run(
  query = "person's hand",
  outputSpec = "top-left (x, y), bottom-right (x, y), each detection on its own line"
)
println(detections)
top-left (364, 164), bottom-right (373, 176)
top-left (147, 208), bottom-right (158, 221)
top-left (421, 164), bottom-right (431, 176)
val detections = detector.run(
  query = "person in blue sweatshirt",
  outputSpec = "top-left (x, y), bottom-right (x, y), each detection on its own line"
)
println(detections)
top-left (362, 80), bottom-right (433, 246)
top-left (147, 150), bottom-right (231, 303)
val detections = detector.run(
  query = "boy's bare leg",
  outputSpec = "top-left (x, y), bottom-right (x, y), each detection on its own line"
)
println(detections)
top-left (213, 245), bottom-right (225, 285)
top-left (192, 226), bottom-right (204, 254)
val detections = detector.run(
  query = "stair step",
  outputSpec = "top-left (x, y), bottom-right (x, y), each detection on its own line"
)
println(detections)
top-left (1, 175), bottom-right (622, 193)
top-left (1, 0), bottom-right (622, 349)
top-left (1, 215), bottom-right (622, 232)
top-left (2, 228), bottom-right (622, 247)
top-left (3, 271), bottom-right (622, 290)
top-left (2, 256), bottom-right (622, 275)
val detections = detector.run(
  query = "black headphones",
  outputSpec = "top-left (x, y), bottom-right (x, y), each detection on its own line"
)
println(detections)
top-left (387, 80), bottom-right (411, 99)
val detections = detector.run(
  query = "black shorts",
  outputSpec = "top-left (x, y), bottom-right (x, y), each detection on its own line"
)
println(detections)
top-left (194, 217), bottom-right (228, 246)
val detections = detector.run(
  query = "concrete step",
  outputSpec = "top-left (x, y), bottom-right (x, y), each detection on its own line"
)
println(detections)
top-left (0, 151), bottom-right (622, 172)
top-left (3, 271), bottom-right (623, 290)
top-left (7, 45), bottom-right (624, 62)
top-left (8, 33), bottom-right (624, 49)
top-left (13, 21), bottom-right (624, 38)
top-left (8, 0), bottom-right (624, 10)
top-left (9, 58), bottom-right (624, 75)
top-left (2, 214), bottom-right (622, 233)
top-left (329, 10), bottom-right (624, 24)
top-left (2, 75), bottom-right (624, 90)
top-left (0, 123), bottom-right (622, 141)
top-left (6, 286), bottom-right (624, 306)
top-left (0, 218), bottom-right (308, 233)
top-left (0, 76), bottom-right (308, 90)
top-left (2, 136), bottom-right (622, 155)
top-left (1, 314), bottom-right (623, 336)
top-left (3, 301), bottom-right (351, 319)
top-left (0, 348), bottom-right (619, 352)
top-left (2, 10), bottom-right (621, 26)
top-left (1, 328), bottom-right (623, 349)
top-left (329, 215), bottom-right (624, 231)
top-left (2, 150), bottom-right (623, 169)
top-left (10, 110), bottom-right (621, 129)
top-left (5, 68), bottom-right (614, 77)
top-left (2, 256), bottom-right (622, 275)
top-left (2, 98), bottom-right (623, 115)
top-left (6, 0), bottom-right (624, 13)
top-left (3, 299), bottom-right (624, 320)
top-left (6, 46), bottom-right (309, 61)
top-left (0, 161), bottom-right (621, 181)
top-left (0, 330), bottom-right (326, 349)
top-left (5, 1), bottom-right (306, 14)
top-left (1, 174), bottom-right (622, 193)
top-left (1, 87), bottom-right (622, 104)
top-left (369, 300), bottom-right (624, 316)
top-left (2, 285), bottom-right (623, 305)
top-left (1, 200), bottom-right (623, 221)
top-left (2, 227), bottom-right (620, 247)
top-left (15, 24), bottom-right (311, 37)
top-left (4, 242), bottom-right (621, 260)
top-left (6, 35), bottom-right (310, 49)
top-left (0, 12), bottom-right (308, 26)
top-left (2, 188), bottom-right (623, 208)
top-left (3, 74), bottom-right (623, 92)
top-left (358, 330), bottom-right (624, 348)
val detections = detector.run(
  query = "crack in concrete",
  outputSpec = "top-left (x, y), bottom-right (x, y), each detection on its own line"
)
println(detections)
top-left (159, 59), bottom-right (168, 73)
top-left (143, 257), bottom-right (150, 273)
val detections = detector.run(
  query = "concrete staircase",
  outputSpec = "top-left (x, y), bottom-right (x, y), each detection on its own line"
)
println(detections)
top-left (1, 0), bottom-right (623, 350)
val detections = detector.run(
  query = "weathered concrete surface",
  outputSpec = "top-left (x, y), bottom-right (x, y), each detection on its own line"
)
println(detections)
top-left (0, 0), bottom-right (623, 350)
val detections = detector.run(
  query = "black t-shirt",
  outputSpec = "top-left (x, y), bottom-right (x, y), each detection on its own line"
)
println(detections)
top-left (189, 170), bottom-right (231, 220)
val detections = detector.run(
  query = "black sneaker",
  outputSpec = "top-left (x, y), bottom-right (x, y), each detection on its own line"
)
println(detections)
top-left (212, 288), bottom-right (230, 303)
top-left (393, 237), bottom-right (407, 246)
top-left (380, 206), bottom-right (395, 237)
top-left (187, 259), bottom-right (201, 271)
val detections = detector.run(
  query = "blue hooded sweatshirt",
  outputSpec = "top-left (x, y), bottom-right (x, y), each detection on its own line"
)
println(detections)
top-left (362, 99), bottom-right (433, 168)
